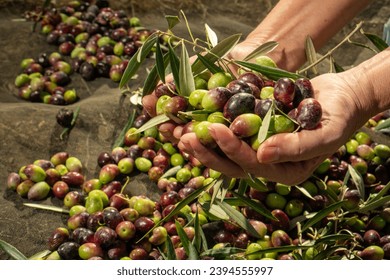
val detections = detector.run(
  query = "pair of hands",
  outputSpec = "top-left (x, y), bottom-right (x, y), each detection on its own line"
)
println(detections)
top-left (142, 43), bottom-right (364, 185)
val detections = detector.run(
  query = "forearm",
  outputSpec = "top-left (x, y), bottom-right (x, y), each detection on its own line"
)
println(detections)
top-left (245, 0), bottom-right (372, 71)
top-left (341, 47), bottom-right (390, 125)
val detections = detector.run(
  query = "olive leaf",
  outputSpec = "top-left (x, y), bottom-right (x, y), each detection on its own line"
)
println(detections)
top-left (358, 196), bottom-right (390, 213)
top-left (257, 102), bottom-right (273, 144)
top-left (192, 211), bottom-right (209, 253)
top-left (163, 235), bottom-right (177, 260)
top-left (128, 114), bottom-right (170, 135)
top-left (160, 165), bottom-right (182, 179)
top-left (192, 33), bottom-right (241, 76)
top-left (28, 249), bottom-right (52, 260)
top-left (119, 33), bottom-right (157, 88)
top-left (365, 181), bottom-right (390, 204)
top-left (235, 60), bottom-right (303, 80)
top-left (314, 233), bottom-right (353, 245)
top-left (201, 201), bottom-right (230, 220)
top-left (347, 164), bottom-right (365, 199)
top-left (237, 178), bottom-right (248, 195)
top-left (301, 201), bottom-right (345, 232)
top-left (374, 117), bottom-right (390, 131)
top-left (205, 23), bottom-right (218, 47)
top-left (23, 203), bottom-right (70, 214)
top-left (243, 176), bottom-right (269, 192)
top-left (214, 200), bottom-right (261, 239)
top-left (165, 15), bottom-right (181, 30)
top-left (196, 53), bottom-right (224, 74)
top-left (304, 36), bottom-right (318, 75)
top-left (112, 108), bottom-right (136, 149)
top-left (0, 239), bottom-right (28, 260)
top-left (143, 52), bottom-right (170, 96)
top-left (175, 220), bottom-right (199, 259)
top-left (200, 247), bottom-right (244, 259)
top-left (362, 31), bottom-right (389, 52)
top-left (231, 191), bottom-right (277, 221)
top-left (155, 37), bottom-right (166, 83)
top-left (168, 41), bottom-right (181, 92)
top-left (294, 185), bottom-right (315, 200)
top-left (179, 41), bottom-right (195, 97)
top-left (243, 41), bottom-right (278, 61)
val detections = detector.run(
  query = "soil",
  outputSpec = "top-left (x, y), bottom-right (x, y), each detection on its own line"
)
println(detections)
top-left (0, 0), bottom-right (389, 259)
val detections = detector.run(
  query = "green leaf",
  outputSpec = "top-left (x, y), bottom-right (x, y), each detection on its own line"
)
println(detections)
top-left (366, 181), bottom-right (390, 204)
top-left (28, 249), bottom-right (52, 260)
top-left (231, 191), bottom-right (277, 221)
top-left (112, 108), bottom-right (136, 149)
top-left (235, 60), bottom-right (303, 80)
top-left (294, 185), bottom-right (315, 200)
top-left (143, 52), bottom-right (170, 96)
top-left (205, 23), bottom-right (218, 47)
top-left (301, 201), bottom-right (345, 232)
top-left (358, 196), bottom-right (390, 213)
top-left (243, 41), bottom-right (278, 61)
top-left (192, 33), bottom-right (241, 76)
top-left (314, 233), bottom-right (353, 245)
top-left (200, 247), bottom-right (245, 258)
top-left (165, 15), bottom-right (181, 29)
top-left (179, 41), bottom-right (195, 97)
top-left (237, 178), bottom-right (248, 195)
top-left (363, 32), bottom-right (389, 51)
top-left (119, 33), bottom-right (157, 88)
top-left (0, 239), bottom-right (27, 260)
top-left (196, 53), bottom-right (224, 74)
top-left (215, 200), bottom-right (261, 238)
top-left (201, 201), bottom-right (230, 220)
top-left (160, 165), bottom-right (182, 179)
top-left (243, 176), bottom-right (268, 192)
top-left (347, 164), bottom-right (365, 199)
top-left (128, 114), bottom-right (170, 135)
top-left (175, 220), bottom-right (199, 259)
top-left (257, 103), bottom-right (273, 144)
top-left (305, 36), bottom-right (318, 75)
top-left (23, 203), bottom-right (70, 214)
top-left (375, 117), bottom-right (390, 131)
top-left (168, 41), bottom-right (181, 92)
top-left (164, 235), bottom-right (177, 260)
top-left (155, 38), bottom-right (166, 84)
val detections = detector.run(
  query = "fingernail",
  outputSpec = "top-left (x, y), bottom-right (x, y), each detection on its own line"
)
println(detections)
top-left (258, 146), bottom-right (280, 163)
top-left (180, 140), bottom-right (194, 154)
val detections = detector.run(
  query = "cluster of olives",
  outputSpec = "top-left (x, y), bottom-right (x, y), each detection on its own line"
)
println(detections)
top-left (14, 52), bottom-right (78, 105)
top-left (15, 0), bottom-right (155, 104)
top-left (7, 152), bottom-right (84, 201)
top-left (147, 70), bottom-right (322, 151)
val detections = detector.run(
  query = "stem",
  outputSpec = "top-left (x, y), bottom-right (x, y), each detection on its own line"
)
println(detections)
top-left (298, 21), bottom-right (364, 74)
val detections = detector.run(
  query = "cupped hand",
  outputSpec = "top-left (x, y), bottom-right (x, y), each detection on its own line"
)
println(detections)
top-left (178, 72), bottom-right (366, 185)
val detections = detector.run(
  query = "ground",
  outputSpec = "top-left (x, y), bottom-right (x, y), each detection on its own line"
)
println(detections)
top-left (0, 0), bottom-right (389, 259)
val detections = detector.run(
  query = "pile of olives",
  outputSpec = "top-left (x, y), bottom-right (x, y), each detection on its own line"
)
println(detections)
top-left (14, 0), bottom-right (155, 104)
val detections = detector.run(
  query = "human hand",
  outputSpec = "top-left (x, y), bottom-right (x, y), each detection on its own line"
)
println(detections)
top-left (177, 72), bottom-right (366, 185)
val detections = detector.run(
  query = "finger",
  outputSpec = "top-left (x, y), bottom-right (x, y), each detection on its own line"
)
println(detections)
top-left (158, 122), bottom-right (180, 144)
top-left (178, 133), bottom-right (247, 178)
top-left (208, 123), bottom-right (262, 174)
top-left (141, 93), bottom-right (158, 117)
top-left (258, 155), bottom-right (326, 185)
top-left (257, 127), bottom-right (335, 163)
